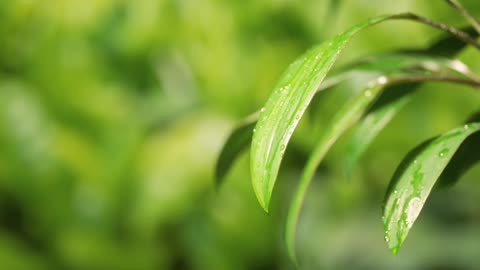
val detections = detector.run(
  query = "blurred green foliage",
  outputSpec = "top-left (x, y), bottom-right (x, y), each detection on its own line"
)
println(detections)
top-left (0, 0), bottom-right (479, 269)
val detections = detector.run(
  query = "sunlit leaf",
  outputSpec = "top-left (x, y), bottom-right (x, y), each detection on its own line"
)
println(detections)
top-left (383, 122), bottom-right (480, 255)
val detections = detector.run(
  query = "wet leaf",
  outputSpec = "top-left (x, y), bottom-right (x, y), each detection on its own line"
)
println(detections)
top-left (383, 122), bottom-right (480, 255)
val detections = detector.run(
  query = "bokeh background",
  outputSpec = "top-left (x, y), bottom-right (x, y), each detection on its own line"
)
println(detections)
top-left (1, 0), bottom-right (480, 269)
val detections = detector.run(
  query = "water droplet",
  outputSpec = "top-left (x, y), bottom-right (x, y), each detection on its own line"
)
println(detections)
top-left (393, 190), bottom-right (398, 195)
top-left (364, 90), bottom-right (372, 97)
top-left (405, 197), bottom-right (422, 229)
top-left (384, 234), bottom-right (390, 243)
top-left (260, 107), bottom-right (265, 113)
top-left (464, 124), bottom-right (469, 130)
top-left (438, 148), bottom-right (449, 158)
top-left (280, 144), bottom-right (286, 150)
top-left (413, 159), bottom-right (417, 164)
top-left (450, 60), bottom-right (469, 73)
top-left (377, 76), bottom-right (388, 85)
top-left (253, 128), bottom-right (256, 133)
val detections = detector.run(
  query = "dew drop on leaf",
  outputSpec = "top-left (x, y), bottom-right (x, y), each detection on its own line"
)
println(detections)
top-left (438, 148), bottom-right (449, 158)
top-left (405, 197), bottom-right (422, 229)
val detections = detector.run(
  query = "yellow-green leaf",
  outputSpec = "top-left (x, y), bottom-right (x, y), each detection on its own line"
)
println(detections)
top-left (383, 122), bottom-right (480, 255)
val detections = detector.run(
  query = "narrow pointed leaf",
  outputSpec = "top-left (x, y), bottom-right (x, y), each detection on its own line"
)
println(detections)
top-left (383, 122), bottom-right (480, 255)
top-left (251, 15), bottom-right (399, 212)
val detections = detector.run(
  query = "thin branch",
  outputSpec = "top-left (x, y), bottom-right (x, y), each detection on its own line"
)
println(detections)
top-left (445, 0), bottom-right (480, 34)
top-left (391, 12), bottom-right (480, 50)
top-left (386, 74), bottom-right (480, 88)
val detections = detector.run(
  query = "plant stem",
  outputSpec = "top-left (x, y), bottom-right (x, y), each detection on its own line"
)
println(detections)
top-left (445, 0), bottom-right (480, 34)
top-left (392, 12), bottom-right (480, 50)
top-left (387, 74), bottom-right (480, 88)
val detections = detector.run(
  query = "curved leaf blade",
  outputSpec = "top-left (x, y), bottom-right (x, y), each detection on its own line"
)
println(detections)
top-left (383, 122), bottom-right (480, 255)
top-left (250, 15), bottom-right (394, 212)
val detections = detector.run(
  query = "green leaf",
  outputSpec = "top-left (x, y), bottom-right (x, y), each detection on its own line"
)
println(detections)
top-left (251, 14), bottom-right (397, 212)
top-left (383, 122), bottom-right (480, 255)
top-left (215, 113), bottom-right (258, 187)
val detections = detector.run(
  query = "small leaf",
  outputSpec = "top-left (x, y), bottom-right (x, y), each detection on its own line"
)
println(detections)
top-left (251, 14), bottom-right (396, 212)
top-left (383, 122), bottom-right (480, 255)
top-left (215, 113), bottom-right (258, 187)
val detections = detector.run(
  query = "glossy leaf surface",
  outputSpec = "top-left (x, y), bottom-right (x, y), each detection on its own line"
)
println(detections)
top-left (383, 122), bottom-right (480, 255)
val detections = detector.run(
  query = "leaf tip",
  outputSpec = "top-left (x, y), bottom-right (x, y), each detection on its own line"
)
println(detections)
top-left (390, 245), bottom-right (400, 256)
top-left (251, 184), bottom-right (271, 213)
